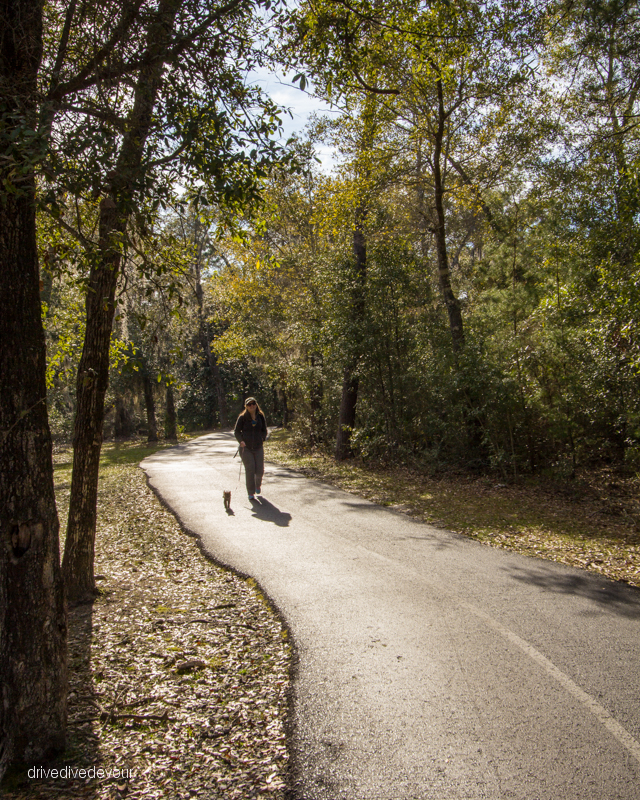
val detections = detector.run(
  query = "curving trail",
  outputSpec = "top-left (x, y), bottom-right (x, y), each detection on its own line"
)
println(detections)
top-left (142, 432), bottom-right (640, 800)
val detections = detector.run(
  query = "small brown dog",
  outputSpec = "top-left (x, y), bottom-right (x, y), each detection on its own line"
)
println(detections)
top-left (223, 490), bottom-right (231, 510)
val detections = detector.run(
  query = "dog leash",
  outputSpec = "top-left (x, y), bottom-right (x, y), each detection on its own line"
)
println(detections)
top-left (233, 446), bottom-right (243, 487)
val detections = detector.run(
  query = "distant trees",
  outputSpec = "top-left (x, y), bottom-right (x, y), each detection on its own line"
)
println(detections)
top-left (212, 0), bottom-right (640, 473)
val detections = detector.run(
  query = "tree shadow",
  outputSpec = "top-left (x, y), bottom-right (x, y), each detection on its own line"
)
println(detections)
top-left (63, 602), bottom-right (103, 782)
top-left (251, 498), bottom-right (292, 527)
top-left (341, 501), bottom-right (385, 511)
top-left (504, 564), bottom-right (640, 619)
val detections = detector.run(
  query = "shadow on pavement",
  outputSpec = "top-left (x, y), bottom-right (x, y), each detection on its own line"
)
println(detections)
top-left (251, 497), bottom-right (292, 527)
top-left (143, 434), bottom-right (237, 462)
top-left (505, 564), bottom-right (640, 619)
top-left (341, 500), bottom-right (385, 511)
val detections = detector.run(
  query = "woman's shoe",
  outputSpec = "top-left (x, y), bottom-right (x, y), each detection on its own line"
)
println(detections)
top-left (255, 487), bottom-right (261, 495)
top-left (248, 494), bottom-right (255, 500)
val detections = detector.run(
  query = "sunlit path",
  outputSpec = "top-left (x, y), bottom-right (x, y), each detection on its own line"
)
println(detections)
top-left (143, 432), bottom-right (640, 800)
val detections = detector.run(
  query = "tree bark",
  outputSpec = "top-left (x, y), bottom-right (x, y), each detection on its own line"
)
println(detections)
top-left (63, 0), bottom-right (180, 604)
top-left (142, 372), bottom-right (158, 442)
top-left (335, 212), bottom-right (367, 460)
top-left (165, 383), bottom-right (177, 441)
top-left (433, 77), bottom-right (464, 352)
top-left (0, 0), bottom-right (67, 776)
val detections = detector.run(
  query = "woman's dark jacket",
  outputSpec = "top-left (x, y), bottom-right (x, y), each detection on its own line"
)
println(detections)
top-left (234, 411), bottom-right (267, 451)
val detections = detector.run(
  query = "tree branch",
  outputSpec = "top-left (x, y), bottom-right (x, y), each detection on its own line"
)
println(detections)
top-left (49, 0), bottom-right (248, 102)
top-left (43, 206), bottom-right (94, 251)
top-left (58, 102), bottom-right (127, 132)
top-left (446, 154), bottom-right (504, 240)
top-left (49, 0), bottom-right (146, 102)
top-left (144, 141), bottom-right (189, 168)
top-left (49, 0), bottom-right (78, 94)
top-left (351, 66), bottom-right (400, 96)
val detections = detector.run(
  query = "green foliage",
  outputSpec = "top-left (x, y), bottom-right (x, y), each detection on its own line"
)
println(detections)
top-left (201, 0), bottom-right (640, 474)
top-left (38, 0), bottom-right (640, 472)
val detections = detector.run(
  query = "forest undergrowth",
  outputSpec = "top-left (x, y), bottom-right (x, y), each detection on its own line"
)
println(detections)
top-left (266, 430), bottom-right (640, 591)
top-left (2, 440), bottom-right (290, 800)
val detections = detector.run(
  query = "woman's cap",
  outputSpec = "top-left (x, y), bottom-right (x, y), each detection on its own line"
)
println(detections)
top-left (245, 397), bottom-right (257, 406)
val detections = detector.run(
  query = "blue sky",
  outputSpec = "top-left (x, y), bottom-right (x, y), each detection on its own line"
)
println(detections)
top-left (248, 67), bottom-right (338, 170)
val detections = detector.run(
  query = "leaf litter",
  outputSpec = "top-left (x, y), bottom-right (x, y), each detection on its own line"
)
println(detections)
top-left (4, 449), bottom-right (290, 800)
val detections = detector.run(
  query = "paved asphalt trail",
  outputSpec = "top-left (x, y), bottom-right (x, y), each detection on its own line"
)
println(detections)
top-left (142, 433), bottom-right (640, 800)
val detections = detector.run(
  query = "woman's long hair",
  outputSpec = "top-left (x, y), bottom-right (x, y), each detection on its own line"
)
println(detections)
top-left (239, 399), bottom-right (266, 425)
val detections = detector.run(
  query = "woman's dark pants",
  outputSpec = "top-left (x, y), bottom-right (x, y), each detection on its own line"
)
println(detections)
top-left (241, 447), bottom-right (264, 496)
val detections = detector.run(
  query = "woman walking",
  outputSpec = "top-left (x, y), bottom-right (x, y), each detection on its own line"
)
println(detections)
top-left (234, 397), bottom-right (268, 500)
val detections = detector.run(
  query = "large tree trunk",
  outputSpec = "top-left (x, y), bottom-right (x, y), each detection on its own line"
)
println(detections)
top-left (63, 0), bottom-right (180, 604)
top-left (335, 213), bottom-right (367, 460)
top-left (0, 0), bottom-right (67, 777)
top-left (142, 372), bottom-right (158, 442)
top-left (433, 77), bottom-right (464, 352)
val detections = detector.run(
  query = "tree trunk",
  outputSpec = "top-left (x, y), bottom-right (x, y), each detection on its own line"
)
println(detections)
top-left (335, 364), bottom-right (360, 460)
top-left (336, 212), bottom-right (367, 460)
top-left (0, 0), bottom-right (67, 776)
top-left (433, 77), bottom-right (464, 352)
top-left (63, 0), bottom-right (180, 604)
top-left (142, 372), bottom-right (158, 442)
top-left (165, 384), bottom-right (178, 441)
top-left (335, 94), bottom-right (379, 460)
top-left (114, 395), bottom-right (134, 439)
top-left (309, 353), bottom-right (323, 444)
top-left (203, 326), bottom-right (228, 428)
top-left (194, 243), bottom-right (228, 428)
top-left (63, 194), bottom-right (124, 602)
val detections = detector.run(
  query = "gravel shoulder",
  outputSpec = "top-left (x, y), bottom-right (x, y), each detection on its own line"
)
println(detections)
top-left (2, 442), bottom-right (291, 800)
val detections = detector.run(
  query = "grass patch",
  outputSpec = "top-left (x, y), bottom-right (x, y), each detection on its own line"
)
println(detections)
top-left (52, 438), bottom-right (171, 472)
top-left (99, 440), bottom-right (169, 466)
top-left (265, 429), bottom-right (640, 589)
top-left (53, 430), bottom-right (210, 473)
